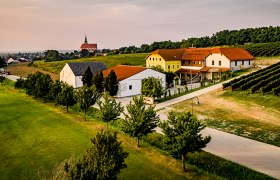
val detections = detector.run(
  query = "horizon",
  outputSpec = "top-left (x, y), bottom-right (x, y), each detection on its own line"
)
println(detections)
top-left (0, 0), bottom-right (280, 51)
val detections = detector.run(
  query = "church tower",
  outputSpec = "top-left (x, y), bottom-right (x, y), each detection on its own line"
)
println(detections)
top-left (84, 35), bottom-right (88, 44)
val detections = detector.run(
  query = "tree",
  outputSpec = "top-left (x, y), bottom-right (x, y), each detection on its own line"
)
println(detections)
top-left (80, 49), bottom-right (89, 58)
top-left (0, 56), bottom-right (6, 68)
top-left (93, 71), bottom-right (104, 93)
top-left (165, 71), bottom-right (176, 86)
top-left (150, 65), bottom-right (164, 73)
top-left (82, 66), bottom-right (93, 87)
top-left (44, 50), bottom-right (60, 62)
top-left (57, 83), bottom-right (76, 113)
top-left (104, 70), bottom-right (118, 96)
top-left (75, 85), bottom-right (101, 120)
top-left (14, 77), bottom-right (25, 90)
top-left (97, 92), bottom-right (124, 129)
top-left (141, 77), bottom-right (164, 99)
top-left (64, 130), bottom-right (129, 179)
top-left (49, 80), bottom-right (62, 103)
top-left (0, 75), bottom-right (6, 84)
top-left (160, 111), bottom-right (211, 173)
top-left (122, 96), bottom-right (159, 147)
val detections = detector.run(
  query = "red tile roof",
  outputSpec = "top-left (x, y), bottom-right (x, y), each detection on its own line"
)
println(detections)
top-left (147, 47), bottom-right (255, 61)
top-left (218, 48), bottom-right (255, 61)
top-left (80, 43), bottom-right (97, 49)
top-left (103, 65), bottom-right (146, 81)
top-left (148, 49), bottom-right (185, 61)
top-left (199, 67), bottom-right (230, 72)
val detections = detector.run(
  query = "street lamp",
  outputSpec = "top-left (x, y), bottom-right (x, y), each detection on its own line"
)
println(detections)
top-left (191, 96), bottom-right (200, 115)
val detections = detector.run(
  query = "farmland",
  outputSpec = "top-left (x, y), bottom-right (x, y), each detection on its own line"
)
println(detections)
top-left (0, 82), bottom-right (211, 180)
top-left (223, 62), bottom-right (280, 95)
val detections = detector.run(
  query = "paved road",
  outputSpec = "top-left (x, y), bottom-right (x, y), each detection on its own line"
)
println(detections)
top-left (2, 74), bottom-right (21, 81)
top-left (154, 81), bottom-right (280, 179)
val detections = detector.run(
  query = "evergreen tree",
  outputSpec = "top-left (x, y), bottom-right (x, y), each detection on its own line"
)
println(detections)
top-left (82, 66), bottom-right (93, 87)
top-left (160, 111), bottom-right (211, 173)
top-left (104, 70), bottom-right (118, 96)
top-left (64, 130), bottom-right (129, 179)
top-left (57, 83), bottom-right (76, 112)
top-left (93, 71), bottom-right (104, 93)
top-left (75, 85), bottom-right (101, 120)
top-left (97, 92), bottom-right (124, 129)
top-left (0, 56), bottom-right (6, 68)
top-left (122, 96), bottom-right (159, 147)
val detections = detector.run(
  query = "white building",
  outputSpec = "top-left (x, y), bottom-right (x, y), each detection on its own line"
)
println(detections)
top-left (103, 65), bottom-right (166, 97)
top-left (60, 62), bottom-right (107, 88)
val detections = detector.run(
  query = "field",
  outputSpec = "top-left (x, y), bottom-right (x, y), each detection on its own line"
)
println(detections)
top-left (32, 53), bottom-right (148, 74)
top-left (5, 62), bottom-right (59, 80)
top-left (0, 82), bottom-right (211, 180)
top-left (255, 56), bottom-right (280, 66)
top-left (171, 89), bottom-right (280, 146)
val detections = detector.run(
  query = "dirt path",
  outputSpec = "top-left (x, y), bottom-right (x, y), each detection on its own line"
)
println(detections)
top-left (195, 89), bottom-right (280, 125)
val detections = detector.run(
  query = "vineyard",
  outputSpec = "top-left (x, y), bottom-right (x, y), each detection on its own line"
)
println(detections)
top-left (223, 61), bottom-right (280, 96)
top-left (241, 42), bottom-right (280, 57)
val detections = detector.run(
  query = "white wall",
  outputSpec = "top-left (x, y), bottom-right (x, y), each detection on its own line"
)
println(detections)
top-left (75, 76), bottom-right (83, 88)
top-left (116, 69), bottom-right (166, 97)
top-left (60, 64), bottom-right (76, 88)
top-left (230, 60), bottom-right (254, 71)
top-left (205, 53), bottom-right (230, 68)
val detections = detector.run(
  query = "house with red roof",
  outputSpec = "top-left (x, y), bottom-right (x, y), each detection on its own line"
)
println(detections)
top-left (146, 47), bottom-right (255, 81)
top-left (103, 65), bottom-right (166, 97)
top-left (80, 35), bottom-right (97, 52)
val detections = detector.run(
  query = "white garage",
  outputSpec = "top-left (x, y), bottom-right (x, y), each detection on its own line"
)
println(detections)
top-left (103, 65), bottom-right (166, 98)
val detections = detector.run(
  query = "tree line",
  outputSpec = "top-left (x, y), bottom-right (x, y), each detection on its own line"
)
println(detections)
top-left (11, 69), bottom-right (211, 178)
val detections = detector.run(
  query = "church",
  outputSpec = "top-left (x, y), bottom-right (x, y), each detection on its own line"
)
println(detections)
top-left (80, 35), bottom-right (97, 52)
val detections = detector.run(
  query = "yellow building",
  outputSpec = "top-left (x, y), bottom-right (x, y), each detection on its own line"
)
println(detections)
top-left (146, 49), bottom-right (184, 72)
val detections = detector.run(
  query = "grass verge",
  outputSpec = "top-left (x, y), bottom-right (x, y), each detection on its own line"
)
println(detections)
top-left (0, 82), bottom-right (211, 180)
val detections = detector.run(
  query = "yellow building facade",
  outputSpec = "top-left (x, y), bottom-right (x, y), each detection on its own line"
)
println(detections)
top-left (146, 54), bottom-right (181, 72)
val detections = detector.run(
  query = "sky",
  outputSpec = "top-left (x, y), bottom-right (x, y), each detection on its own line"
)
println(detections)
top-left (0, 0), bottom-right (279, 52)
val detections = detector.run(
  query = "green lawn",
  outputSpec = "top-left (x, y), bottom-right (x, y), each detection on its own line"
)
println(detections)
top-left (33, 53), bottom-right (148, 74)
top-left (0, 83), bottom-right (211, 180)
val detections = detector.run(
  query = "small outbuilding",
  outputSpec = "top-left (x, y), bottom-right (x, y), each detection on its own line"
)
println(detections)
top-left (103, 65), bottom-right (166, 98)
top-left (60, 62), bottom-right (107, 88)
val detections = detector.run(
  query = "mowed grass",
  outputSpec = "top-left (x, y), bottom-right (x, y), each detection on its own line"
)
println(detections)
top-left (171, 89), bottom-right (280, 146)
top-left (6, 62), bottom-right (59, 80)
top-left (33, 53), bottom-right (148, 75)
top-left (0, 84), bottom-right (212, 180)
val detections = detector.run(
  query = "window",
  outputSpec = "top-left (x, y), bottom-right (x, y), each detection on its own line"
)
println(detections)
top-left (173, 65), bottom-right (175, 69)
top-left (242, 60), bottom-right (244, 65)
top-left (249, 60), bottom-right (251, 65)
top-left (235, 61), bottom-right (237, 66)
top-left (219, 61), bottom-right (221, 66)
top-left (188, 61), bottom-right (191, 65)
top-left (153, 58), bottom-right (154, 61)
top-left (149, 65), bottom-right (150, 67)
top-left (177, 65), bottom-right (179, 68)
top-left (150, 58), bottom-right (151, 60)
top-left (168, 65), bottom-right (170, 69)
top-left (159, 58), bottom-right (161, 61)
top-left (156, 58), bottom-right (157, 61)
top-left (212, 60), bottom-right (214, 65)
top-left (129, 85), bottom-right (132, 90)
top-left (194, 61), bottom-right (196, 65)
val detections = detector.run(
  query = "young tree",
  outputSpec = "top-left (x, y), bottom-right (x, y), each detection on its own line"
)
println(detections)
top-left (97, 92), bottom-right (124, 129)
top-left (57, 83), bottom-right (76, 113)
top-left (64, 130), bottom-right (129, 179)
top-left (160, 111), bottom-right (211, 173)
top-left (0, 75), bottom-right (6, 84)
top-left (93, 71), bottom-right (104, 93)
top-left (104, 70), bottom-right (118, 96)
top-left (122, 96), bottom-right (159, 147)
top-left (75, 85), bottom-right (101, 120)
top-left (82, 66), bottom-right (93, 87)
top-left (14, 77), bottom-right (25, 91)
top-left (141, 77), bottom-right (164, 99)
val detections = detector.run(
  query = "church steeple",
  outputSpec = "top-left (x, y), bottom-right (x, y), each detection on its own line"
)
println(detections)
top-left (84, 35), bottom-right (88, 44)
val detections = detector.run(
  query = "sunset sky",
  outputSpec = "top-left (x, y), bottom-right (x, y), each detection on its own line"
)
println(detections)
top-left (0, 0), bottom-right (279, 51)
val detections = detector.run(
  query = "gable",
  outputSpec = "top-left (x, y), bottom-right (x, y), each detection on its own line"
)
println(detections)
top-left (67, 62), bottom-right (107, 76)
